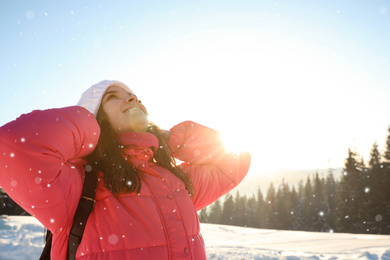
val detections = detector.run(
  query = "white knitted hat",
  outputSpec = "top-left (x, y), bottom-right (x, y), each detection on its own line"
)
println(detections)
top-left (77, 80), bottom-right (132, 116)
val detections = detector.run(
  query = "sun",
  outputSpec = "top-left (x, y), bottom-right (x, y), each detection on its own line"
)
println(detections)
top-left (220, 130), bottom-right (252, 154)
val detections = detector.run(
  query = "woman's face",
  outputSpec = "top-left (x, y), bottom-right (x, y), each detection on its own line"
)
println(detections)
top-left (101, 85), bottom-right (149, 133)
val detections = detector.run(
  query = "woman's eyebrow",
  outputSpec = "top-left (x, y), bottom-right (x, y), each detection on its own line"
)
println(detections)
top-left (102, 90), bottom-right (118, 100)
top-left (104, 90), bottom-right (119, 96)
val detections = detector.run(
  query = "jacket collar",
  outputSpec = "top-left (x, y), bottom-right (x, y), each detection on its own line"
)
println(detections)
top-left (116, 132), bottom-right (159, 152)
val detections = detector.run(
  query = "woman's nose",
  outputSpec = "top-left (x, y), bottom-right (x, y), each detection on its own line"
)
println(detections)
top-left (125, 95), bottom-right (138, 104)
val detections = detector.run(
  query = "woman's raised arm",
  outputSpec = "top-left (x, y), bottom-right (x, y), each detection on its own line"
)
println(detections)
top-left (0, 106), bottom-right (100, 231)
top-left (168, 121), bottom-right (251, 210)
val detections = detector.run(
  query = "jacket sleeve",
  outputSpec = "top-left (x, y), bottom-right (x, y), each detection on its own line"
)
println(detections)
top-left (168, 121), bottom-right (251, 211)
top-left (0, 106), bottom-right (100, 231)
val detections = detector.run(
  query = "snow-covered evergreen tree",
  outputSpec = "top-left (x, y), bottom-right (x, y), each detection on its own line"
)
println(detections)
top-left (221, 193), bottom-right (235, 225)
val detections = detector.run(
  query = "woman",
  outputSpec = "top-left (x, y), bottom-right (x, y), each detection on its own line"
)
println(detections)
top-left (0, 80), bottom-right (251, 259)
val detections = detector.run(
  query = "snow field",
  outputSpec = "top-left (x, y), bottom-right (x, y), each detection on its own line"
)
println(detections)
top-left (0, 216), bottom-right (45, 260)
top-left (1, 216), bottom-right (389, 260)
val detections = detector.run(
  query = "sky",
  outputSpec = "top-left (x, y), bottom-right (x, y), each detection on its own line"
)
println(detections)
top-left (1, 0), bottom-right (390, 174)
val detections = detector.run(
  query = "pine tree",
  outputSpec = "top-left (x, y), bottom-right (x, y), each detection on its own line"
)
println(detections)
top-left (325, 170), bottom-right (337, 232)
top-left (0, 188), bottom-right (29, 215)
top-left (304, 176), bottom-right (315, 231)
top-left (256, 187), bottom-right (266, 228)
top-left (292, 180), bottom-right (307, 231)
top-left (221, 193), bottom-right (235, 225)
top-left (275, 180), bottom-right (291, 230)
top-left (384, 126), bottom-right (390, 163)
top-left (234, 191), bottom-right (248, 227)
top-left (383, 126), bottom-right (390, 233)
top-left (336, 148), bottom-right (364, 233)
top-left (265, 183), bottom-right (276, 229)
top-left (246, 194), bottom-right (258, 228)
top-left (363, 142), bottom-right (383, 233)
top-left (312, 173), bottom-right (331, 232)
top-left (274, 186), bottom-right (283, 229)
top-left (282, 180), bottom-right (293, 229)
top-left (289, 187), bottom-right (299, 230)
top-left (198, 208), bottom-right (209, 223)
top-left (0, 188), bottom-right (7, 214)
top-left (208, 199), bottom-right (223, 224)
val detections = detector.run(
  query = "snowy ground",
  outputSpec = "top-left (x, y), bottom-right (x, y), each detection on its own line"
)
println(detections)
top-left (0, 216), bottom-right (389, 260)
top-left (0, 216), bottom-right (45, 260)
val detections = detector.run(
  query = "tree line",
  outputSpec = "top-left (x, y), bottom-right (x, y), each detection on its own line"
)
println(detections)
top-left (199, 127), bottom-right (390, 234)
top-left (0, 187), bottom-right (30, 216)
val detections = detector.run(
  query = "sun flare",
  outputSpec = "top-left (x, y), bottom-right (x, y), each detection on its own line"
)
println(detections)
top-left (220, 131), bottom-right (252, 154)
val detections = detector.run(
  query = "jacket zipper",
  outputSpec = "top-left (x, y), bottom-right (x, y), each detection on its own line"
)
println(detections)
top-left (143, 179), bottom-right (172, 259)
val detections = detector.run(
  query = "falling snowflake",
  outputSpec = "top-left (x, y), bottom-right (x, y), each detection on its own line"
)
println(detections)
top-left (108, 234), bottom-right (119, 245)
top-left (375, 214), bottom-right (383, 222)
top-left (25, 10), bottom-right (35, 19)
top-left (85, 165), bottom-right (92, 172)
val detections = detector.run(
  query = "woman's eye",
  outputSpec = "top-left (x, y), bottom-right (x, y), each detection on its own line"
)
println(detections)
top-left (107, 94), bottom-right (116, 100)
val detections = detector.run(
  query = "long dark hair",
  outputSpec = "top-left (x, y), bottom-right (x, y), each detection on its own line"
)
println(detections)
top-left (84, 106), bottom-right (194, 196)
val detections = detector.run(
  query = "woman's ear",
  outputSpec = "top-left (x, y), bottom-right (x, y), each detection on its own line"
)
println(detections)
top-left (95, 106), bottom-right (106, 126)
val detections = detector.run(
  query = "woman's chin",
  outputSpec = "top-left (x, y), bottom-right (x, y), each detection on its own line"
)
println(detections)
top-left (115, 122), bottom-right (149, 133)
top-left (130, 120), bottom-right (149, 132)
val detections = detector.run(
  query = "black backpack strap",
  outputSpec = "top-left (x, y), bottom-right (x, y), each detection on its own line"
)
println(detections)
top-left (39, 168), bottom-right (98, 260)
top-left (39, 230), bottom-right (52, 260)
top-left (67, 168), bottom-right (98, 260)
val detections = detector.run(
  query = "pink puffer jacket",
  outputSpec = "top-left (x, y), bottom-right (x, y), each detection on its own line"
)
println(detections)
top-left (0, 106), bottom-right (251, 259)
